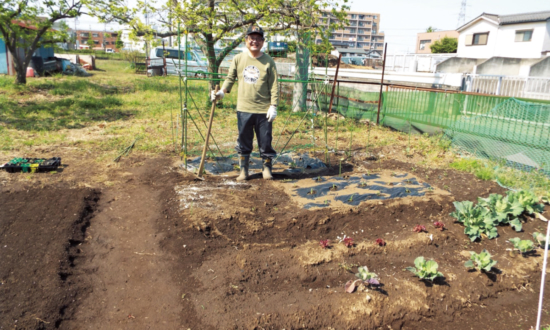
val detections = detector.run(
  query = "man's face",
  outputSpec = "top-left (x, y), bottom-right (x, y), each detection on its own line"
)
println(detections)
top-left (246, 33), bottom-right (264, 52)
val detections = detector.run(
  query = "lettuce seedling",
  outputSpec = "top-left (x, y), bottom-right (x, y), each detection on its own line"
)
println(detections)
top-left (375, 238), bottom-right (386, 246)
top-left (406, 256), bottom-right (444, 281)
top-left (533, 232), bottom-right (546, 248)
top-left (319, 239), bottom-right (330, 249)
top-left (355, 266), bottom-right (380, 286)
top-left (509, 237), bottom-right (535, 254)
top-left (413, 225), bottom-right (426, 233)
top-left (433, 221), bottom-right (445, 231)
top-left (343, 237), bottom-right (354, 247)
top-left (464, 250), bottom-right (497, 272)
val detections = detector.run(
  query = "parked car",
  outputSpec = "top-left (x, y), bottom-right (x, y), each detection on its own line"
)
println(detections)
top-left (147, 46), bottom-right (208, 78)
top-left (105, 49), bottom-right (115, 53)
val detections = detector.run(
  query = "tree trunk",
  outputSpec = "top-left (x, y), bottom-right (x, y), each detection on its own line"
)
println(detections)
top-left (292, 32), bottom-right (310, 112)
top-left (13, 57), bottom-right (27, 85)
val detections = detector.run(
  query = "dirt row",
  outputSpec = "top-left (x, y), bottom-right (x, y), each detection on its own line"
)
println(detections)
top-left (1, 156), bottom-right (549, 329)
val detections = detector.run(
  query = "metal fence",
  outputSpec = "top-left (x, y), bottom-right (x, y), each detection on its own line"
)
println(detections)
top-left (464, 74), bottom-right (550, 101)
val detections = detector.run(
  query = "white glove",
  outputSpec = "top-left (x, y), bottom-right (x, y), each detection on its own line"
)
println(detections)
top-left (211, 90), bottom-right (224, 101)
top-left (266, 105), bottom-right (277, 122)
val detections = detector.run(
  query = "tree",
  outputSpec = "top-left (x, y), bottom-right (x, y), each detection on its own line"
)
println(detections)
top-left (86, 37), bottom-right (95, 50)
top-left (0, 0), bottom-right (85, 84)
top-left (115, 31), bottom-right (124, 49)
top-left (426, 26), bottom-right (437, 33)
top-left (430, 37), bottom-right (457, 53)
top-left (92, 0), bottom-right (347, 93)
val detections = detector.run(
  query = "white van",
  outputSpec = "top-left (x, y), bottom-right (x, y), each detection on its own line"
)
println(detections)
top-left (147, 46), bottom-right (208, 77)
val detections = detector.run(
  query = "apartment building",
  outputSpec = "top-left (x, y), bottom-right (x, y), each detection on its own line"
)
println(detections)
top-left (416, 30), bottom-right (459, 54)
top-left (76, 30), bottom-right (118, 51)
top-left (316, 10), bottom-right (385, 56)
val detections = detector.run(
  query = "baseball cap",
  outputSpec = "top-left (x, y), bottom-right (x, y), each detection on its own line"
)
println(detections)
top-left (246, 25), bottom-right (264, 38)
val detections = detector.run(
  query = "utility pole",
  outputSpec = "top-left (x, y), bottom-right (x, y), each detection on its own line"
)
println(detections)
top-left (457, 0), bottom-right (467, 28)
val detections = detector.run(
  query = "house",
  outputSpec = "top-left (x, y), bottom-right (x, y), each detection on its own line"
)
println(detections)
top-left (0, 21), bottom-right (57, 76)
top-left (416, 30), bottom-right (459, 54)
top-left (456, 11), bottom-right (550, 59)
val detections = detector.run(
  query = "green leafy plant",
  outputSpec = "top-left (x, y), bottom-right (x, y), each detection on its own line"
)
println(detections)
top-left (507, 190), bottom-right (545, 215)
top-left (355, 266), bottom-right (380, 285)
top-left (477, 193), bottom-right (522, 231)
top-left (450, 201), bottom-right (498, 241)
top-left (406, 257), bottom-right (444, 281)
top-left (533, 232), bottom-right (546, 248)
top-left (464, 250), bottom-right (497, 272)
top-left (508, 237), bottom-right (535, 254)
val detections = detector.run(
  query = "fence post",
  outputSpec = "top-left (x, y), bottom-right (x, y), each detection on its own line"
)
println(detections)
top-left (496, 76), bottom-right (502, 96)
top-left (376, 43), bottom-right (388, 125)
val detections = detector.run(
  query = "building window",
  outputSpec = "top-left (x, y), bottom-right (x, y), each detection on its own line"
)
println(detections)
top-left (419, 39), bottom-right (431, 50)
top-left (372, 30), bottom-right (377, 34)
top-left (358, 29), bottom-right (364, 34)
top-left (349, 28), bottom-right (356, 33)
top-left (94, 40), bottom-right (99, 45)
top-left (322, 12), bottom-right (327, 17)
top-left (373, 15), bottom-right (377, 19)
top-left (80, 33), bottom-right (88, 37)
top-left (515, 30), bottom-right (533, 42)
top-left (350, 14), bottom-right (356, 19)
top-left (466, 32), bottom-right (489, 46)
top-left (359, 15), bottom-right (365, 19)
top-left (92, 33), bottom-right (99, 37)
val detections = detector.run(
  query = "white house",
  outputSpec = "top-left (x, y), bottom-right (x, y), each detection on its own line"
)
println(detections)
top-left (457, 11), bottom-right (550, 59)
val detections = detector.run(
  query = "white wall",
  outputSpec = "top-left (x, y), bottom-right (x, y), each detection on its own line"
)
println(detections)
top-left (458, 18), bottom-right (548, 59)
top-left (457, 19), bottom-right (499, 59)
top-left (493, 22), bottom-right (546, 58)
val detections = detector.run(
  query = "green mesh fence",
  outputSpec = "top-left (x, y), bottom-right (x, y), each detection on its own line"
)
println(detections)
top-left (380, 87), bottom-right (550, 175)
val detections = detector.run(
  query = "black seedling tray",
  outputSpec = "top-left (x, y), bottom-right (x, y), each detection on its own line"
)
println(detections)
top-left (1, 157), bottom-right (62, 173)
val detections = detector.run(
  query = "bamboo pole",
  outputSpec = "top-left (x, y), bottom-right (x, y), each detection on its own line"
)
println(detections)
top-left (196, 86), bottom-right (219, 178)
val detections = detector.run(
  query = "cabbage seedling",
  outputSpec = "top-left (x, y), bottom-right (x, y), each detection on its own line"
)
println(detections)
top-left (464, 250), bottom-right (497, 272)
top-left (533, 232), bottom-right (546, 248)
top-left (508, 237), bottom-right (535, 254)
top-left (319, 239), bottom-right (330, 249)
top-left (406, 257), bottom-right (444, 281)
top-left (355, 266), bottom-right (380, 286)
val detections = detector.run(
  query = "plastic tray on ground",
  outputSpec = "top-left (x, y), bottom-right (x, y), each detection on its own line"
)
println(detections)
top-left (0, 157), bottom-right (62, 173)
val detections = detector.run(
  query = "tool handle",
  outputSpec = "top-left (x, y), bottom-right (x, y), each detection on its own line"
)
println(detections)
top-left (197, 86), bottom-right (219, 177)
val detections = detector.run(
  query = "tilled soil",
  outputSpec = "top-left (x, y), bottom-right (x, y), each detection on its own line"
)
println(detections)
top-left (1, 156), bottom-right (549, 329)
top-left (0, 187), bottom-right (99, 329)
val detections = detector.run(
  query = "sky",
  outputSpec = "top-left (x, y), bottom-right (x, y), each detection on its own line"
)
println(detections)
top-left (356, 0), bottom-right (550, 53)
top-left (71, 0), bottom-right (549, 53)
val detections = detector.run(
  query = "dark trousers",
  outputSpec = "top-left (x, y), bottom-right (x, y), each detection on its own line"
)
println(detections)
top-left (236, 111), bottom-right (276, 160)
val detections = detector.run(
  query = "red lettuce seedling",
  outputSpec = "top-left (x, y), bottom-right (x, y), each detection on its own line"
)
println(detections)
top-left (433, 221), bottom-right (445, 231)
top-left (343, 237), bottom-right (354, 247)
top-left (319, 239), bottom-right (330, 249)
top-left (413, 225), bottom-right (426, 233)
top-left (375, 238), bottom-right (386, 246)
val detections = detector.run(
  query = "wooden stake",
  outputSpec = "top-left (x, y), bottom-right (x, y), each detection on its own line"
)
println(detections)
top-left (196, 86), bottom-right (219, 179)
top-left (376, 43), bottom-right (388, 125)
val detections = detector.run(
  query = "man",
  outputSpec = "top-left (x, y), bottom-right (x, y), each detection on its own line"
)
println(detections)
top-left (211, 25), bottom-right (278, 180)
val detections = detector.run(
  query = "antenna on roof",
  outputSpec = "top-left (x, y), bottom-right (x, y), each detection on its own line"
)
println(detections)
top-left (457, 0), bottom-right (467, 27)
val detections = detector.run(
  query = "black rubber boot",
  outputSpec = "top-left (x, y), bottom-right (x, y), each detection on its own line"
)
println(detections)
top-left (236, 155), bottom-right (249, 181)
top-left (262, 158), bottom-right (273, 180)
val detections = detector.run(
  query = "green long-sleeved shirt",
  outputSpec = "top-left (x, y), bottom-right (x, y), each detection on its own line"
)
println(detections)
top-left (221, 52), bottom-right (278, 114)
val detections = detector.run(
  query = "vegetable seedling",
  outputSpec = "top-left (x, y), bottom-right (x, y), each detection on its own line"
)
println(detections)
top-left (347, 194), bottom-right (355, 203)
top-left (433, 221), bottom-right (445, 231)
top-left (533, 232), bottom-right (546, 248)
top-left (315, 176), bottom-right (323, 182)
top-left (413, 225), bottom-right (426, 233)
top-left (307, 188), bottom-right (316, 195)
top-left (405, 188), bottom-right (411, 194)
top-left (508, 237), bottom-right (535, 254)
top-left (406, 256), bottom-right (444, 281)
top-left (464, 250), bottom-right (497, 272)
top-left (375, 238), bottom-right (386, 246)
top-left (319, 239), bottom-right (330, 249)
top-left (343, 237), bottom-right (354, 248)
top-left (359, 181), bottom-right (368, 188)
top-left (355, 266), bottom-right (380, 285)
